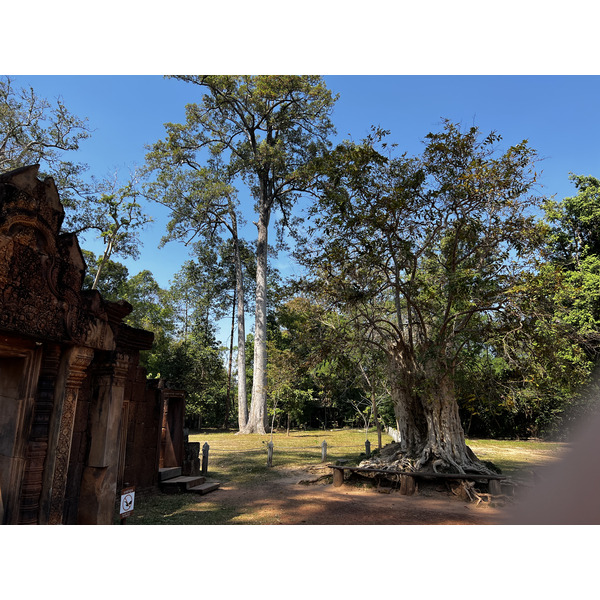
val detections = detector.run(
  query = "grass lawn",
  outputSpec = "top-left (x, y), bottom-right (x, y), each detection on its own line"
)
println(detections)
top-left (120, 428), bottom-right (567, 525)
top-left (188, 427), bottom-right (389, 486)
top-left (466, 437), bottom-right (567, 478)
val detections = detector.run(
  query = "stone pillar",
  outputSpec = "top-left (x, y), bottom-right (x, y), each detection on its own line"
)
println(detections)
top-left (77, 352), bottom-right (130, 525)
top-left (43, 346), bottom-right (94, 525)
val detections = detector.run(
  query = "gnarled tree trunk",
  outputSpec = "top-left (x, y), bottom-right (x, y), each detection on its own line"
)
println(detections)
top-left (417, 370), bottom-right (480, 472)
top-left (388, 349), bottom-right (491, 474)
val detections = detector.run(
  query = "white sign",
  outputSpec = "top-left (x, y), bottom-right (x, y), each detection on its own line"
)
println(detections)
top-left (120, 487), bottom-right (135, 518)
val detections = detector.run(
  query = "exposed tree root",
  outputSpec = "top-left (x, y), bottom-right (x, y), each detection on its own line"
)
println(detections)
top-left (450, 480), bottom-right (483, 504)
top-left (354, 442), bottom-right (512, 504)
top-left (359, 442), bottom-right (499, 476)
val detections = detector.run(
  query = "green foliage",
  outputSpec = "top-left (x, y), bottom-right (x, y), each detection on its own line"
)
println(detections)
top-left (122, 270), bottom-right (175, 333)
top-left (81, 250), bottom-right (129, 300)
top-left (261, 297), bottom-right (394, 430)
top-left (454, 173), bottom-right (600, 439)
top-left (149, 330), bottom-right (229, 425)
top-left (544, 174), bottom-right (600, 266)
top-left (149, 258), bottom-right (232, 426)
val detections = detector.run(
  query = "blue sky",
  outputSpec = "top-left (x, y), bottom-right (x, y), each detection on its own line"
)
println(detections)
top-left (7, 74), bottom-right (600, 345)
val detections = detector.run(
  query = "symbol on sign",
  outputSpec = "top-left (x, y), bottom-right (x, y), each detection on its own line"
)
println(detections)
top-left (120, 487), bottom-right (135, 516)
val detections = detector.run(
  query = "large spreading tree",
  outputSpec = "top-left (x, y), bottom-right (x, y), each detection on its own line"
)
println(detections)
top-left (298, 122), bottom-right (547, 473)
top-left (146, 76), bottom-right (337, 433)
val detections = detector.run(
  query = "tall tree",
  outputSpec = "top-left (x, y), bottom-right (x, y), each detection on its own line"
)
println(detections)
top-left (299, 122), bottom-right (546, 473)
top-left (147, 75), bottom-right (337, 433)
top-left (85, 175), bottom-right (152, 289)
top-left (218, 238), bottom-right (256, 428)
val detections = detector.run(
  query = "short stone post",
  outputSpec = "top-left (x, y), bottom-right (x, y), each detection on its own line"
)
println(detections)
top-left (321, 440), bottom-right (327, 462)
top-left (365, 439), bottom-right (371, 458)
top-left (267, 441), bottom-right (274, 467)
top-left (201, 442), bottom-right (209, 475)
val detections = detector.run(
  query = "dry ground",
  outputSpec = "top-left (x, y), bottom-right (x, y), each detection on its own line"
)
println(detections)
top-left (186, 438), bottom-right (566, 525)
top-left (196, 466), bottom-right (507, 525)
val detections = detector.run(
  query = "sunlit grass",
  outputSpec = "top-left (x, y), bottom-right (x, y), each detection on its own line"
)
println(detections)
top-left (124, 493), bottom-right (238, 525)
top-left (466, 438), bottom-right (568, 477)
top-left (188, 427), bottom-right (394, 486)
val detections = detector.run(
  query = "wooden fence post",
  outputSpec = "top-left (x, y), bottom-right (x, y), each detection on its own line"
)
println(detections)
top-left (321, 440), bottom-right (327, 462)
top-left (488, 479), bottom-right (502, 495)
top-left (400, 474), bottom-right (416, 495)
top-left (365, 439), bottom-right (371, 458)
top-left (267, 441), bottom-right (274, 467)
top-left (201, 442), bottom-right (209, 475)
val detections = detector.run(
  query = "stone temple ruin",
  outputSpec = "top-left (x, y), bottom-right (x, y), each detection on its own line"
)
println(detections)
top-left (0, 165), bottom-right (193, 525)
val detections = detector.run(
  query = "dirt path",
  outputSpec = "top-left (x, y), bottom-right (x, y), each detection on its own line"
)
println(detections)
top-left (209, 467), bottom-right (506, 525)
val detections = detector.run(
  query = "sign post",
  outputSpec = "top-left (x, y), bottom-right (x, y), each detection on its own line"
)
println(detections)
top-left (119, 485), bottom-right (135, 524)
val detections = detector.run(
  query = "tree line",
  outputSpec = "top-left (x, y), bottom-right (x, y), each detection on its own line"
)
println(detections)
top-left (3, 75), bottom-right (599, 471)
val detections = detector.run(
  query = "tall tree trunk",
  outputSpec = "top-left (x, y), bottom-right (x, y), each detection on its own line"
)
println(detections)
top-left (243, 208), bottom-right (269, 433)
top-left (234, 227), bottom-right (248, 430)
top-left (91, 238), bottom-right (114, 290)
top-left (224, 288), bottom-right (235, 429)
top-left (388, 350), bottom-right (426, 455)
